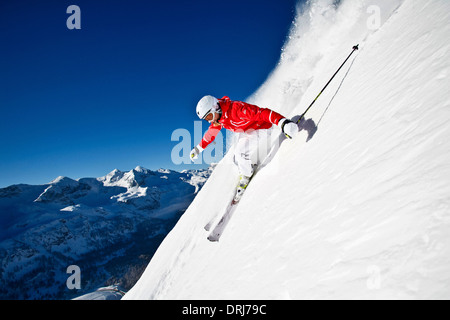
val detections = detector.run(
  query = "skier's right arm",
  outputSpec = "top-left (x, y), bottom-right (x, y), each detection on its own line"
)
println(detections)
top-left (190, 145), bottom-right (203, 161)
top-left (190, 123), bottom-right (222, 162)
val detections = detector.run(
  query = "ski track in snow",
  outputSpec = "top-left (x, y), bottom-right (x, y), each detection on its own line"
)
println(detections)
top-left (124, 0), bottom-right (450, 300)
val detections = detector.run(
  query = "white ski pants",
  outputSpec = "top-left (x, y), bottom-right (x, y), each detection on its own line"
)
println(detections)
top-left (233, 128), bottom-right (272, 177)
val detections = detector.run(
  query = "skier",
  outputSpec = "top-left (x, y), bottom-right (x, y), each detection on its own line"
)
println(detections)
top-left (190, 95), bottom-right (298, 200)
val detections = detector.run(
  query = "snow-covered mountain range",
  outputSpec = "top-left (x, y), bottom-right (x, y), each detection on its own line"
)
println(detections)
top-left (0, 166), bottom-right (211, 299)
top-left (124, 0), bottom-right (450, 299)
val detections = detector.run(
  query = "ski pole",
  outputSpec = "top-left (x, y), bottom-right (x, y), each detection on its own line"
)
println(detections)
top-left (297, 44), bottom-right (359, 124)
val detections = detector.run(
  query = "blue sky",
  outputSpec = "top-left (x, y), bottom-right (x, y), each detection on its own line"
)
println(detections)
top-left (0, 0), bottom-right (298, 187)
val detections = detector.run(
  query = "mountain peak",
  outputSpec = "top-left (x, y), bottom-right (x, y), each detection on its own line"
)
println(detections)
top-left (134, 166), bottom-right (149, 173)
top-left (49, 176), bottom-right (78, 186)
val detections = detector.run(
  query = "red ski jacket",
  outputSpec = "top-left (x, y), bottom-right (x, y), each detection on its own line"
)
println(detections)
top-left (199, 96), bottom-right (284, 150)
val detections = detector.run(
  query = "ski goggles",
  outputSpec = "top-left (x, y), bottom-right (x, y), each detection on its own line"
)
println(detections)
top-left (203, 110), bottom-right (215, 123)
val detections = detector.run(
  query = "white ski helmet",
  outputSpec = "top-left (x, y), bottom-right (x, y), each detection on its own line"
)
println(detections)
top-left (196, 95), bottom-right (220, 120)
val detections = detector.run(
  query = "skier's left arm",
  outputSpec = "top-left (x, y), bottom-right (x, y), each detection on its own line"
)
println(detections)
top-left (239, 103), bottom-right (298, 139)
top-left (239, 103), bottom-right (284, 126)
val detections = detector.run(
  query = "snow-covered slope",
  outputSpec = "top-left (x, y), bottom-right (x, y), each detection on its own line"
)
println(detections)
top-left (124, 0), bottom-right (450, 300)
top-left (0, 167), bottom-right (210, 299)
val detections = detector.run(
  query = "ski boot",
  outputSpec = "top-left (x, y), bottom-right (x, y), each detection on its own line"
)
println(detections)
top-left (233, 174), bottom-right (252, 204)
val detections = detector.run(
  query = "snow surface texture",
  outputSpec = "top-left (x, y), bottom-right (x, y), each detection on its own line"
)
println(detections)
top-left (125, 0), bottom-right (450, 300)
top-left (0, 167), bottom-right (210, 299)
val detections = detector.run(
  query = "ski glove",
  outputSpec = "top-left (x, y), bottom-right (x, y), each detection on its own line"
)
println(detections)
top-left (190, 145), bottom-right (204, 161)
top-left (279, 118), bottom-right (298, 139)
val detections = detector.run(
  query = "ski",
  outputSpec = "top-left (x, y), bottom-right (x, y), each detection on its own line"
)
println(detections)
top-left (207, 200), bottom-right (238, 242)
top-left (206, 175), bottom-right (251, 241)
top-left (204, 218), bottom-right (215, 232)
top-left (204, 189), bottom-right (236, 231)
top-left (204, 173), bottom-right (252, 232)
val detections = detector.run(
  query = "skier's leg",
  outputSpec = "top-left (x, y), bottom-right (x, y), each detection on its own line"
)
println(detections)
top-left (234, 132), bottom-right (254, 178)
top-left (251, 128), bottom-right (271, 167)
top-left (233, 131), bottom-right (260, 202)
